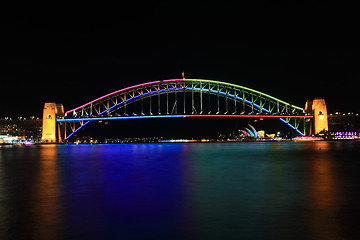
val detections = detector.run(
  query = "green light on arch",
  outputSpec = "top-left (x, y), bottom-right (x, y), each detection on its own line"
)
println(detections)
top-left (182, 79), bottom-right (304, 111)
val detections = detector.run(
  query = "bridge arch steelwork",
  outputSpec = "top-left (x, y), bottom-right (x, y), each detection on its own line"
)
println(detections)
top-left (58, 79), bottom-right (309, 140)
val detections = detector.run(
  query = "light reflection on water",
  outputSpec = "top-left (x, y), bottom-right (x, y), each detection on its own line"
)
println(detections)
top-left (1, 142), bottom-right (360, 240)
top-left (32, 145), bottom-right (62, 240)
top-left (308, 142), bottom-right (340, 240)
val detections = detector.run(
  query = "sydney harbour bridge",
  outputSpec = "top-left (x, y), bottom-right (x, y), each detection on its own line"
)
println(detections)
top-left (41, 79), bottom-right (326, 143)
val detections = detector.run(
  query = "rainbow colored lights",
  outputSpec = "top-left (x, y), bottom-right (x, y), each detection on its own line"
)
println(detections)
top-left (66, 79), bottom-right (304, 114)
top-left (62, 78), bottom-right (307, 139)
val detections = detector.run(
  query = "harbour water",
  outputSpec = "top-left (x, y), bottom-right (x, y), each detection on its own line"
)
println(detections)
top-left (1, 142), bottom-right (360, 239)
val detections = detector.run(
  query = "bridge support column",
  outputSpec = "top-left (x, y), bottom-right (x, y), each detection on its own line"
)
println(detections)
top-left (42, 103), bottom-right (64, 143)
top-left (305, 98), bottom-right (328, 135)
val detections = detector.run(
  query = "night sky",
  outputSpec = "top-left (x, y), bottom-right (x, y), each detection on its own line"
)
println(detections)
top-left (1, 2), bottom-right (359, 118)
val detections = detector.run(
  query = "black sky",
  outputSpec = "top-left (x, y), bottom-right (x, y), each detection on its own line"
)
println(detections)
top-left (1, 2), bottom-right (359, 117)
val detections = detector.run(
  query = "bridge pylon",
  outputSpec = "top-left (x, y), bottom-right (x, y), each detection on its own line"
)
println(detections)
top-left (305, 98), bottom-right (328, 135)
top-left (42, 103), bottom-right (64, 143)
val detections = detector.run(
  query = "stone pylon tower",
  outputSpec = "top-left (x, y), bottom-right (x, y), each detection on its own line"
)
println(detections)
top-left (42, 103), bottom-right (64, 143)
top-left (305, 98), bottom-right (328, 135)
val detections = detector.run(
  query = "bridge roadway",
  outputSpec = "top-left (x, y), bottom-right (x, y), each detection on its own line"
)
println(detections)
top-left (57, 114), bottom-right (312, 122)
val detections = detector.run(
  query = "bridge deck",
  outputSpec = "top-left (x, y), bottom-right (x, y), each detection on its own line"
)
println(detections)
top-left (57, 114), bottom-right (312, 122)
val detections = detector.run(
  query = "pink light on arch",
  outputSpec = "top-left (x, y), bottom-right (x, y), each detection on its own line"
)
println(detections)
top-left (65, 79), bottom-right (186, 114)
top-left (162, 79), bottom-right (185, 83)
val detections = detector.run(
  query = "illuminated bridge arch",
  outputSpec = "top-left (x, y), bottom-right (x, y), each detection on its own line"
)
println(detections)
top-left (59, 79), bottom-right (308, 140)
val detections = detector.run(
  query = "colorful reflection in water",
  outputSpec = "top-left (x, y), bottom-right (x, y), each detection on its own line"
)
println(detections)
top-left (307, 142), bottom-right (338, 211)
top-left (33, 145), bottom-right (62, 239)
top-left (305, 142), bottom-right (339, 239)
top-left (1, 142), bottom-right (360, 239)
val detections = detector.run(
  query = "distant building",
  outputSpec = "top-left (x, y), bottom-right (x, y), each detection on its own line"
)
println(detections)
top-left (0, 135), bottom-right (26, 144)
top-left (0, 118), bottom-right (42, 142)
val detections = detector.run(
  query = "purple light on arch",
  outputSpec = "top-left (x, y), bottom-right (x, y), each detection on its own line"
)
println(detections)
top-left (65, 80), bottom-right (164, 114)
top-left (65, 79), bottom-right (189, 114)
